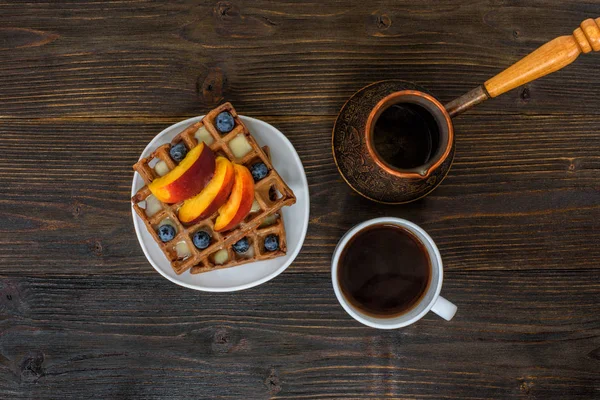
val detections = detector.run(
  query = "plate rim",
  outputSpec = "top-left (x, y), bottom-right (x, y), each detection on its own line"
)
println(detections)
top-left (131, 115), bottom-right (310, 292)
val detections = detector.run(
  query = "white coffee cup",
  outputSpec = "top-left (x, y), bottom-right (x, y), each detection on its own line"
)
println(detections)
top-left (331, 217), bottom-right (457, 329)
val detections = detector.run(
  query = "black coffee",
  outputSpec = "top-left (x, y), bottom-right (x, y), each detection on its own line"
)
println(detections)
top-left (337, 224), bottom-right (431, 317)
top-left (373, 103), bottom-right (440, 169)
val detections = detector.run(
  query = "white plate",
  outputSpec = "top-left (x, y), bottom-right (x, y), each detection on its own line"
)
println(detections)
top-left (131, 115), bottom-right (310, 292)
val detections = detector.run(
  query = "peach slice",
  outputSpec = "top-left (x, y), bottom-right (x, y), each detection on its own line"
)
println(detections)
top-left (178, 157), bottom-right (235, 224)
top-left (148, 143), bottom-right (215, 204)
top-left (214, 164), bottom-right (255, 232)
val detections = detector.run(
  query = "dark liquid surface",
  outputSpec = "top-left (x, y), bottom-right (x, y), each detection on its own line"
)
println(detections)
top-left (338, 224), bottom-right (431, 317)
top-left (373, 103), bottom-right (440, 169)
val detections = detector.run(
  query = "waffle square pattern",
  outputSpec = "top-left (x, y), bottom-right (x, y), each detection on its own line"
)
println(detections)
top-left (132, 103), bottom-right (296, 275)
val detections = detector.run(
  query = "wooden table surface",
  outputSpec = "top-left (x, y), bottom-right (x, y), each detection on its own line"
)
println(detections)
top-left (1, 1), bottom-right (599, 398)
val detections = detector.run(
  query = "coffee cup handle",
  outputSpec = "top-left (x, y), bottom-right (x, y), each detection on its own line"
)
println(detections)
top-left (431, 296), bottom-right (457, 321)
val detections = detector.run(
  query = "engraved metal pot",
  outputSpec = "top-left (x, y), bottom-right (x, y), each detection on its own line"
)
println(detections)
top-left (332, 18), bottom-right (600, 203)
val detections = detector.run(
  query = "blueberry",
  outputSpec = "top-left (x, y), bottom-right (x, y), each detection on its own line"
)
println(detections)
top-left (250, 162), bottom-right (268, 181)
top-left (232, 237), bottom-right (250, 254)
top-left (157, 224), bottom-right (176, 242)
top-left (264, 235), bottom-right (279, 252)
top-left (192, 231), bottom-right (211, 250)
top-left (215, 111), bottom-right (235, 134)
top-left (170, 142), bottom-right (187, 162)
top-left (269, 187), bottom-right (278, 201)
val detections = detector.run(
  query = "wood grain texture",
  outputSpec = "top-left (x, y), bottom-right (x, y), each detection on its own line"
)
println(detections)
top-left (0, 1), bottom-right (600, 117)
top-left (1, 0), bottom-right (599, 398)
top-left (484, 17), bottom-right (600, 98)
top-left (2, 115), bottom-right (599, 275)
top-left (0, 273), bottom-right (599, 399)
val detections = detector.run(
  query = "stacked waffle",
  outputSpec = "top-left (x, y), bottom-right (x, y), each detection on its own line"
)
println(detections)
top-left (131, 103), bottom-right (296, 275)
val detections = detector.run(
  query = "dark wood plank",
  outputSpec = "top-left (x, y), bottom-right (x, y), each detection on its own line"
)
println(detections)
top-left (0, 273), bottom-right (598, 399)
top-left (0, 1), bottom-right (599, 118)
top-left (1, 0), bottom-right (600, 398)
top-left (1, 114), bottom-right (599, 275)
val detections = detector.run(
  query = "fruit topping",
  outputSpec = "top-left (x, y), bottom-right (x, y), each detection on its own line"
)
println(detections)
top-left (250, 162), bottom-right (268, 181)
top-left (215, 111), bottom-right (235, 133)
top-left (175, 241), bottom-right (191, 259)
top-left (250, 200), bottom-right (261, 213)
top-left (264, 234), bottom-right (279, 252)
top-left (144, 194), bottom-right (162, 217)
top-left (194, 125), bottom-right (214, 145)
top-left (214, 164), bottom-right (255, 232)
top-left (154, 160), bottom-right (170, 177)
top-left (169, 142), bottom-right (187, 162)
top-left (232, 237), bottom-right (250, 254)
top-left (192, 231), bottom-right (211, 250)
top-left (259, 213), bottom-right (279, 228)
top-left (157, 224), bottom-right (176, 242)
top-left (148, 143), bottom-right (215, 204)
top-left (213, 249), bottom-right (229, 265)
top-left (229, 134), bottom-right (252, 159)
top-left (178, 157), bottom-right (235, 224)
top-left (269, 186), bottom-right (279, 201)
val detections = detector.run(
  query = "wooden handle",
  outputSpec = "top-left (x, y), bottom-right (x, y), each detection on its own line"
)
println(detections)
top-left (484, 17), bottom-right (600, 98)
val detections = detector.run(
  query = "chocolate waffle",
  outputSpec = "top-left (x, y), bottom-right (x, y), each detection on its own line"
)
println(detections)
top-left (131, 103), bottom-right (296, 275)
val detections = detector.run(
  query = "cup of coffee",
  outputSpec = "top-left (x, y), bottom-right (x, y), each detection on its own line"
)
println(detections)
top-left (331, 217), bottom-right (456, 329)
